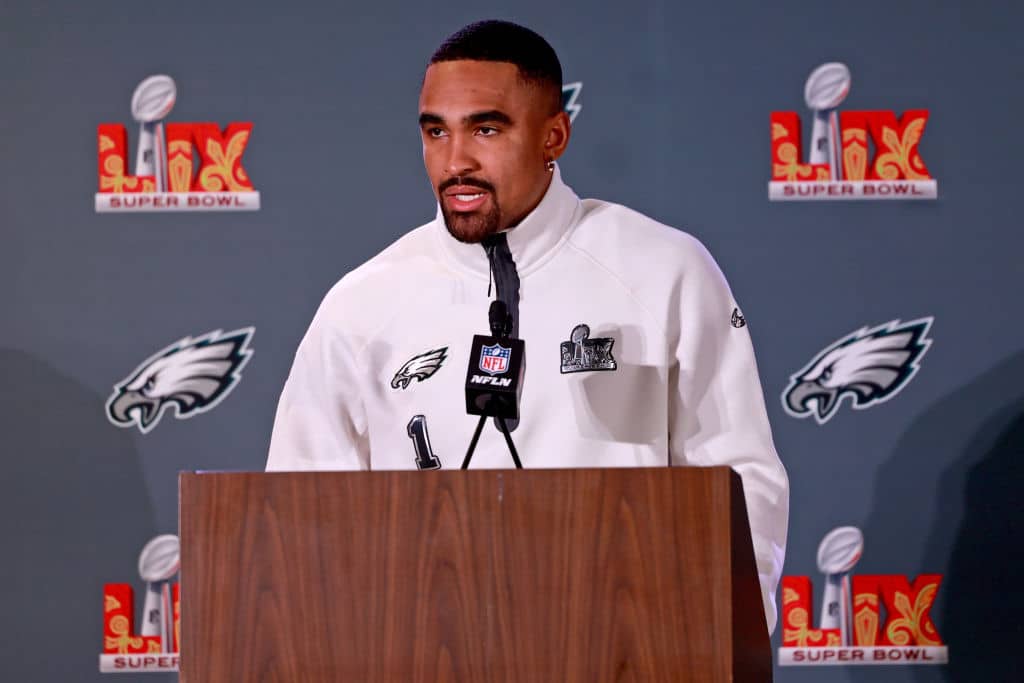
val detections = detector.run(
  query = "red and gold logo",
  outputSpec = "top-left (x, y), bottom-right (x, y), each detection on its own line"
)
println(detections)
top-left (778, 527), bottom-right (947, 666)
top-left (769, 63), bottom-right (937, 201)
top-left (99, 535), bottom-right (180, 673)
top-left (96, 75), bottom-right (259, 212)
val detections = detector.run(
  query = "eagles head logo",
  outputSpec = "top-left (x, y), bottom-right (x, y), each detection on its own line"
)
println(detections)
top-left (783, 318), bottom-right (933, 424)
top-left (561, 82), bottom-right (583, 123)
top-left (106, 328), bottom-right (254, 433)
top-left (391, 347), bottom-right (448, 390)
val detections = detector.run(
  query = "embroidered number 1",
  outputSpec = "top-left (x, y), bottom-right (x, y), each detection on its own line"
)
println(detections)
top-left (407, 415), bottom-right (442, 470)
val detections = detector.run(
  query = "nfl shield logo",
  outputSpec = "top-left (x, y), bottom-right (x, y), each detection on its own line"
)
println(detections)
top-left (479, 343), bottom-right (511, 375)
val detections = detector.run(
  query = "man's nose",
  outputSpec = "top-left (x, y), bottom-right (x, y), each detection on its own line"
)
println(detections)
top-left (445, 134), bottom-right (479, 177)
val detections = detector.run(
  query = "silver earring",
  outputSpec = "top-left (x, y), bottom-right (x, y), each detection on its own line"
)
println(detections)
top-left (545, 159), bottom-right (555, 172)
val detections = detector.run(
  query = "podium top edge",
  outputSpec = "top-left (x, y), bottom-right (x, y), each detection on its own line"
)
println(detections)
top-left (180, 466), bottom-right (737, 478)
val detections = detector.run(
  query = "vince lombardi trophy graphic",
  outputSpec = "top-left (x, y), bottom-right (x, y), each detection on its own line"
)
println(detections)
top-left (138, 534), bottom-right (180, 653)
top-left (816, 526), bottom-right (863, 646)
top-left (131, 75), bottom-right (177, 193)
top-left (804, 63), bottom-right (850, 181)
top-left (571, 324), bottom-right (588, 363)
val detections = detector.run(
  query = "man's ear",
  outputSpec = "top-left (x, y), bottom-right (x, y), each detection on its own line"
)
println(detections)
top-left (544, 110), bottom-right (572, 161)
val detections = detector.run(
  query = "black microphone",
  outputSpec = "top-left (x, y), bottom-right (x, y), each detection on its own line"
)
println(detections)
top-left (465, 300), bottom-right (524, 420)
top-left (462, 300), bottom-right (525, 469)
top-left (489, 299), bottom-right (512, 338)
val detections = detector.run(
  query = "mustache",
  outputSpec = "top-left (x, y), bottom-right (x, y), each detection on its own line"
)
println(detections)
top-left (438, 176), bottom-right (496, 194)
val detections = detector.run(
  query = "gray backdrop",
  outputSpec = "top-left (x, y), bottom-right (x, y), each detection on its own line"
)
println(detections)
top-left (2, 0), bottom-right (1020, 680)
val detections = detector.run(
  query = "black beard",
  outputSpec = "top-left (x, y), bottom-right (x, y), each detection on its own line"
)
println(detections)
top-left (436, 175), bottom-right (501, 244)
top-left (441, 203), bottom-right (502, 244)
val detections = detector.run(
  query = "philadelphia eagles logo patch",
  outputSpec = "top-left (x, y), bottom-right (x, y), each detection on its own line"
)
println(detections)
top-left (782, 317), bottom-right (933, 425)
top-left (106, 328), bottom-right (254, 433)
top-left (731, 308), bottom-right (746, 328)
top-left (392, 347), bottom-right (448, 390)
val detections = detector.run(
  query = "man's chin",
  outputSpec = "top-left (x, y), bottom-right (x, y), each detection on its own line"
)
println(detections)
top-left (442, 211), bottom-right (501, 244)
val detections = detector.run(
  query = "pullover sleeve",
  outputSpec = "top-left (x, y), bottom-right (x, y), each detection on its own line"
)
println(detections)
top-left (266, 308), bottom-right (370, 472)
top-left (667, 240), bottom-right (789, 634)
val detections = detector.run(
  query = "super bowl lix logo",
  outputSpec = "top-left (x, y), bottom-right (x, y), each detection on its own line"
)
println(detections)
top-left (96, 75), bottom-right (260, 212)
top-left (779, 527), bottom-right (947, 666)
top-left (769, 63), bottom-right (937, 201)
top-left (100, 535), bottom-right (180, 673)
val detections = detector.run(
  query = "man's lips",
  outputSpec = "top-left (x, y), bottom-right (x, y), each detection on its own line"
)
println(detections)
top-left (443, 185), bottom-right (491, 212)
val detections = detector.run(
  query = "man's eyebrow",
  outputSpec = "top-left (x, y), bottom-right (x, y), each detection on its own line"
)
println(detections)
top-left (465, 110), bottom-right (513, 126)
top-left (418, 110), bottom-right (515, 127)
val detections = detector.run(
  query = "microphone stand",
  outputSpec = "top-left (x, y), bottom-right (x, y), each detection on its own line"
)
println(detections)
top-left (461, 414), bottom-right (522, 469)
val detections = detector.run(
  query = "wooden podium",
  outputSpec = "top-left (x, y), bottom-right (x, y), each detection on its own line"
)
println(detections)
top-left (179, 467), bottom-right (771, 682)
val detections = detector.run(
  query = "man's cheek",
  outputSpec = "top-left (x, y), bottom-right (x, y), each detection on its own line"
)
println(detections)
top-left (423, 159), bottom-right (444, 197)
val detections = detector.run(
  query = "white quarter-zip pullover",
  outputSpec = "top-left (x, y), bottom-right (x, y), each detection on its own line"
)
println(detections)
top-left (267, 167), bottom-right (789, 633)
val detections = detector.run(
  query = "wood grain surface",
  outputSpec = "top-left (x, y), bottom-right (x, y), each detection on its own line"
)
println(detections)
top-left (179, 467), bottom-right (771, 682)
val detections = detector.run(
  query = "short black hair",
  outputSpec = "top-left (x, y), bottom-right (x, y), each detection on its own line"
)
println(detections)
top-left (430, 20), bottom-right (563, 115)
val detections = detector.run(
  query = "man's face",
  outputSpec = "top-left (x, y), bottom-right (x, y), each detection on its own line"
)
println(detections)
top-left (419, 60), bottom-right (569, 243)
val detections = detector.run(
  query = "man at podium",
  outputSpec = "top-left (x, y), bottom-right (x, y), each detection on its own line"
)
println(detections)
top-left (266, 20), bottom-right (788, 634)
